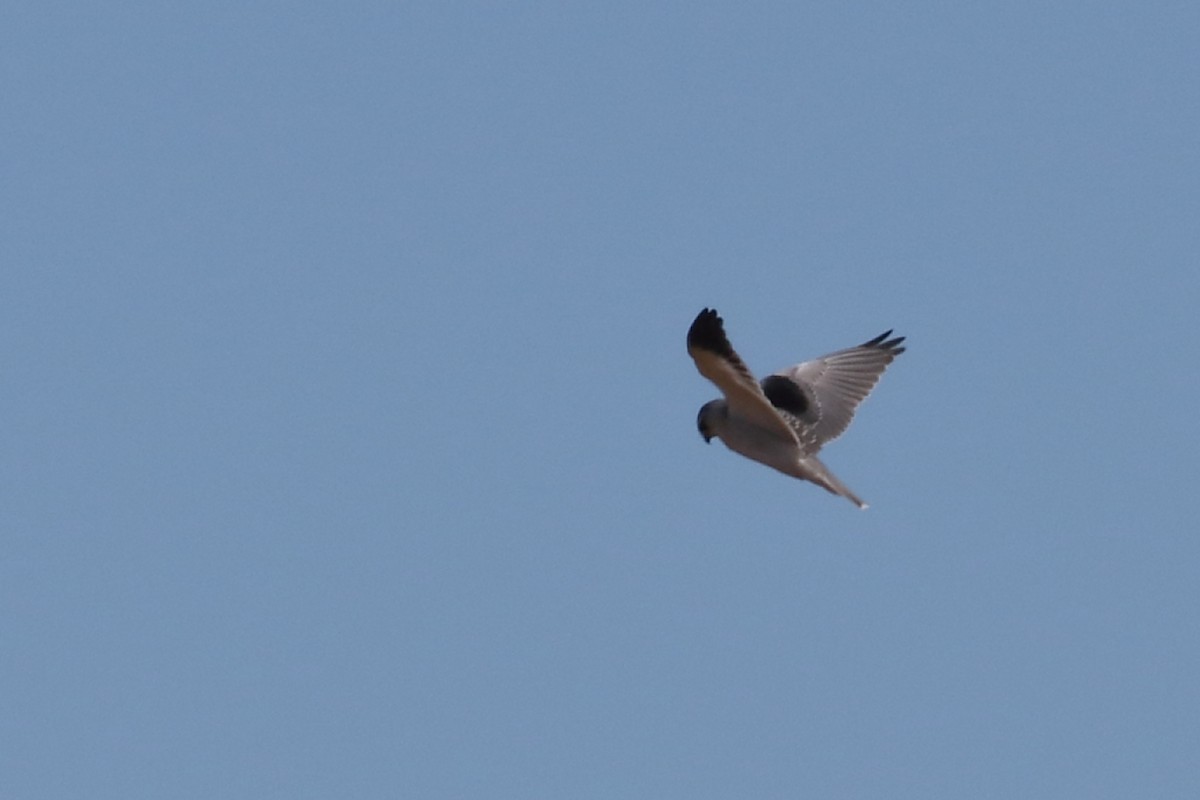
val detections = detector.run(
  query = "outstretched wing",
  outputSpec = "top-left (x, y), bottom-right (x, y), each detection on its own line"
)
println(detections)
top-left (687, 309), bottom-right (799, 445)
top-left (765, 330), bottom-right (905, 448)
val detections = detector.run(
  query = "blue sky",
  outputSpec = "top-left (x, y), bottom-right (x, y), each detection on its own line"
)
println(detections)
top-left (3, 2), bottom-right (1199, 797)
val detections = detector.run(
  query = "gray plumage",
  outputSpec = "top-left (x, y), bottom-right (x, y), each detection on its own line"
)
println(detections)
top-left (687, 308), bottom-right (905, 508)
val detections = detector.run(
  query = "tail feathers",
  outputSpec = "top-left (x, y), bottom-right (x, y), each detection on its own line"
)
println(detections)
top-left (801, 456), bottom-right (867, 509)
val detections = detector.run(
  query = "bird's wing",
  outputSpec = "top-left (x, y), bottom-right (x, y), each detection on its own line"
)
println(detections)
top-left (687, 309), bottom-right (800, 445)
top-left (766, 330), bottom-right (905, 447)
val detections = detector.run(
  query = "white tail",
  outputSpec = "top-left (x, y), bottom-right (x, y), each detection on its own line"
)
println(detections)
top-left (800, 456), bottom-right (867, 509)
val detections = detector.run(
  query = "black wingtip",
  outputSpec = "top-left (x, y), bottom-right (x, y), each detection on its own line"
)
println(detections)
top-left (687, 308), bottom-right (736, 358)
top-left (862, 329), bottom-right (907, 355)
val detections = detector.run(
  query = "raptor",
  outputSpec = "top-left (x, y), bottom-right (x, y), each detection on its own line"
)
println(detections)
top-left (687, 308), bottom-right (905, 508)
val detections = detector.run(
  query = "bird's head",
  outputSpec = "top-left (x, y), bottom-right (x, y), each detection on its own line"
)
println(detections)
top-left (696, 400), bottom-right (724, 443)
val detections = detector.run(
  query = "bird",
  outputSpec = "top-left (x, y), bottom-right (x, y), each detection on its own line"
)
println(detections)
top-left (686, 308), bottom-right (905, 508)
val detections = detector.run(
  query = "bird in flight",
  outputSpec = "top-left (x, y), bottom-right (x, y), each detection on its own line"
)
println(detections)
top-left (687, 308), bottom-right (905, 508)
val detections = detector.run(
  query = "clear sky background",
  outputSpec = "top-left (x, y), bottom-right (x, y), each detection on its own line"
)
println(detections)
top-left (3, 3), bottom-right (1198, 798)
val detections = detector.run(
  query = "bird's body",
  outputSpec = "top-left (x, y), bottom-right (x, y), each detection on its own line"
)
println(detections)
top-left (687, 308), bottom-right (905, 508)
top-left (701, 402), bottom-right (860, 503)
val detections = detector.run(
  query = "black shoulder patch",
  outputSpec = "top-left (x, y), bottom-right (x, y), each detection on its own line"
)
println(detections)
top-left (687, 308), bottom-right (736, 358)
top-left (761, 374), bottom-right (809, 416)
